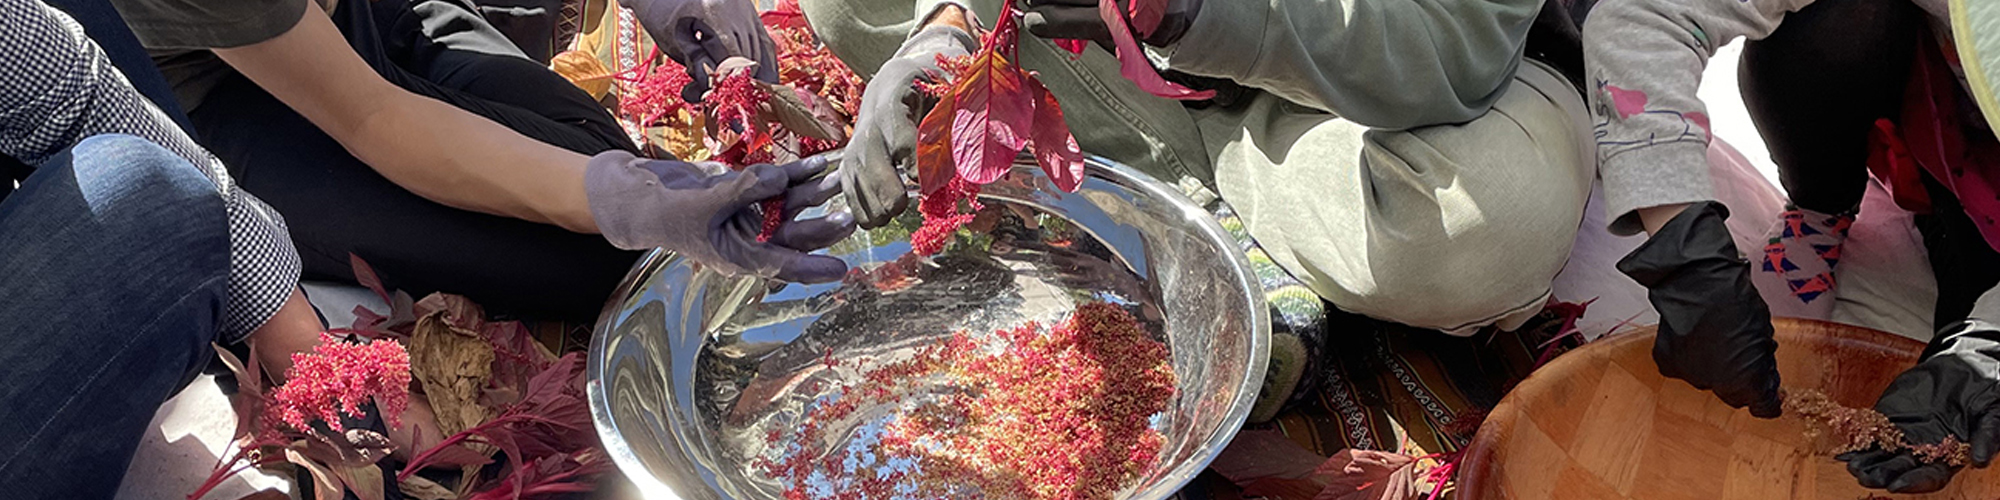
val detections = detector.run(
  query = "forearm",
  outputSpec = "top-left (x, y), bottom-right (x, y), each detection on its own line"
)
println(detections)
top-left (250, 289), bottom-right (322, 384)
top-left (1586, 0), bottom-right (1815, 235)
top-left (1161, 0), bottom-right (1538, 128)
top-left (348, 96), bottom-right (598, 233)
top-left (217, 7), bottom-right (600, 235)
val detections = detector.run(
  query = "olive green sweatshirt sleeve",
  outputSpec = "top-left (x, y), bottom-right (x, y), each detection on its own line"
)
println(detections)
top-left (1162, 0), bottom-right (1541, 130)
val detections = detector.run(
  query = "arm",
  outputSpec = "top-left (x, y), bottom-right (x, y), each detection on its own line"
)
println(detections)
top-left (0, 0), bottom-right (301, 340)
top-left (1584, 0), bottom-right (1816, 235)
top-left (212, 7), bottom-right (599, 233)
top-left (1162, 0), bottom-right (1542, 129)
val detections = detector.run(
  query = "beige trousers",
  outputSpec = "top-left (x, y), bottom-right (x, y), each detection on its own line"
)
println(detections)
top-left (805, 0), bottom-right (1596, 334)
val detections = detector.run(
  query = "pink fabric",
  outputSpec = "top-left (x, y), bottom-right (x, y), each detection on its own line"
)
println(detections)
top-left (1886, 34), bottom-right (2000, 253)
top-left (1554, 138), bottom-right (1936, 340)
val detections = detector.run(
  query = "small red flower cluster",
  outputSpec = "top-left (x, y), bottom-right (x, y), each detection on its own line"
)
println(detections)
top-left (911, 177), bottom-right (983, 256)
top-left (618, 56), bottom-right (694, 130)
top-left (757, 302), bottom-right (1177, 499)
top-left (268, 333), bottom-right (412, 436)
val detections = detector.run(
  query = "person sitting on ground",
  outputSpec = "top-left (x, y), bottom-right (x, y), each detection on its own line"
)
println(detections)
top-left (105, 0), bottom-right (852, 321)
top-left (0, 0), bottom-right (327, 495)
top-left (824, 0), bottom-right (1596, 335)
top-left (1586, 0), bottom-right (2000, 491)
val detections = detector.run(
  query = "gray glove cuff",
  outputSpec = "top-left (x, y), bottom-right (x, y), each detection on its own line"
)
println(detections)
top-left (585, 150), bottom-right (658, 250)
top-left (914, 2), bottom-right (984, 39)
top-left (902, 24), bottom-right (979, 61)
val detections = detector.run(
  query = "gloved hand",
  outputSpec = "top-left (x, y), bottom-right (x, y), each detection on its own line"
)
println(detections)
top-left (839, 24), bottom-right (977, 228)
top-left (1841, 284), bottom-right (2000, 493)
top-left (1617, 201), bottom-right (1784, 418)
top-left (1021, 0), bottom-right (1202, 48)
top-left (586, 151), bottom-right (856, 282)
top-left (624, 0), bottom-right (779, 103)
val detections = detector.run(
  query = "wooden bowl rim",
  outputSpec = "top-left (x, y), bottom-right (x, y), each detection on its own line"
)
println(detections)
top-left (1455, 318), bottom-right (1926, 497)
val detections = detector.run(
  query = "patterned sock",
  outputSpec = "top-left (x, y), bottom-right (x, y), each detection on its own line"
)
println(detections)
top-left (1753, 206), bottom-right (1855, 313)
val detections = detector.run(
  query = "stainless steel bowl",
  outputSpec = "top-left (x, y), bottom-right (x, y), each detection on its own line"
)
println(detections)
top-left (588, 157), bottom-right (1270, 499)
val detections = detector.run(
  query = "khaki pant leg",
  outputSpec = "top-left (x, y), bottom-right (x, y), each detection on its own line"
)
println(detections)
top-left (1212, 60), bottom-right (1595, 334)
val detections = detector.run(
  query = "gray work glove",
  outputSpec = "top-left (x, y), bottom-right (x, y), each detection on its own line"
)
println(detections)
top-left (838, 24), bottom-right (978, 229)
top-left (586, 151), bottom-right (855, 282)
top-left (1841, 284), bottom-right (2000, 494)
top-left (624, 0), bottom-right (779, 103)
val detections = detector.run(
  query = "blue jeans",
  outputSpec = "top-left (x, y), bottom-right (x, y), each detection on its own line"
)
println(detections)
top-left (0, 135), bottom-right (229, 498)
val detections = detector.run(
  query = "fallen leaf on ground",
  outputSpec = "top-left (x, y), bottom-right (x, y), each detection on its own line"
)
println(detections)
top-left (399, 475), bottom-right (456, 500)
top-left (331, 464), bottom-right (386, 500)
top-left (409, 294), bottom-right (497, 442)
top-left (552, 50), bottom-right (614, 99)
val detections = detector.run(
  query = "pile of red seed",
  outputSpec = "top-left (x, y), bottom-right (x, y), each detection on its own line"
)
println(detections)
top-left (756, 302), bottom-right (1177, 500)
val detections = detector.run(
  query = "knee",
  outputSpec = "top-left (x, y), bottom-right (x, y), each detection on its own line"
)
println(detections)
top-left (69, 134), bottom-right (219, 209)
top-left (1349, 251), bottom-right (1564, 333)
top-left (65, 134), bottom-right (228, 260)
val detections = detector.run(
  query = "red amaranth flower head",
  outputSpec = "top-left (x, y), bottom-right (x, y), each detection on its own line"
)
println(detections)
top-left (912, 177), bottom-right (982, 256)
top-left (619, 57), bottom-right (693, 128)
top-left (268, 333), bottom-right (412, 435)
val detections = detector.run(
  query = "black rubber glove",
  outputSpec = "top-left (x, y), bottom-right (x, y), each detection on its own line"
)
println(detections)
top-left (837, 24), bottom-right (977, 229)
top-left (1840, 285), bottom-right (2000, 493)
top-left (1020, 0), bottom-right (1202, 48)
top-left (1617, 201), bottom-right (1783, 418)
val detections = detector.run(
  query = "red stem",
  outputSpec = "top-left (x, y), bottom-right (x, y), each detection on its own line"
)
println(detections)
top-left (398, 412), bottom-right (577, 480)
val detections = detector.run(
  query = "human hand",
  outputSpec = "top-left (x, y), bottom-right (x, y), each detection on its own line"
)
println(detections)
top-left (1617, 201), bottom-right (1784, 418)
top-left (837, 24), bottom-right (976, 228)
top-left (625, 0), bottom-right (779, 102)
top-left (1020, 0), bottom-right (1201, 48)
top-left (586, 151), bottom-right (856, 282)
top-left (1842, 285), bottom-right (2000, 493)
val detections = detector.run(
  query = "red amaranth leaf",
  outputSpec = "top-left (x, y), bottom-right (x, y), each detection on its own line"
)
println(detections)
top-left (1055, 39), bottom-right (1088, 55)
top-left (1098, 0), bottom-right (1213, 101)
top-left (350, 253), bottom-right (390, 306)
top-left (1125, 0), bottom-right (1166, 40)
top-left (916, 89), bottom-right (959, 195)
top-left (1026, 78), bottom-right (1084, 192)
top-left (403, 354), bottom-right (599, 496)
top-left (1209, 430), bottom-right (1327, 486)
top-left (947, 48), bottom-right (1034, 185)
top-left (760, 0), bottom-right (809, 31)
top-left (1311, 450), bottom-right (1422, 500)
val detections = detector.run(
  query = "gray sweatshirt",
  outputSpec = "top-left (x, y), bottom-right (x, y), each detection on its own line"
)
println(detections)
top-left (1583, 0), bottom-right (1952, 234)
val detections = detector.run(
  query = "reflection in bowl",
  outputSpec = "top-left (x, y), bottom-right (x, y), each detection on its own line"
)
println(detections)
top-left (588, 158), bottom-right (1270, 499)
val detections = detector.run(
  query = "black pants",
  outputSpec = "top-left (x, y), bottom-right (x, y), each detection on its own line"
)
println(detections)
top-left (190, 0), bottom-right (642, 321)
top-left (1739, 0), bottom-right (2000, 331)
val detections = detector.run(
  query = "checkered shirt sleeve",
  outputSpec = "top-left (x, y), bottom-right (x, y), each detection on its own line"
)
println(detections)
top-left (0, 0), bottom-right (302, 342)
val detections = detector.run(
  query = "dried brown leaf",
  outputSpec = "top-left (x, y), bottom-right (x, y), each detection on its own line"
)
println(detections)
top-left (230, 490), bottom-right (291, 500)
top-left (409, 297), bottom-right (497, 443)
top-left (332, 464), bottom-right (385, 500)
top-left (285, 447), bottom-right (344, 500)
top-left (213, 343), bottom-right (263, 442)
top-left (398, 475), bottom-right (456, 500)
top-left (552, 50), bottom-right (614, 99)
top-left (298, 428), bottom-right (394, 467)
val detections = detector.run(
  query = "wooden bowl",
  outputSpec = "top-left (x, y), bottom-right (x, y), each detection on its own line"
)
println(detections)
top-left (1458, 318), bottom-right (2000, 499)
